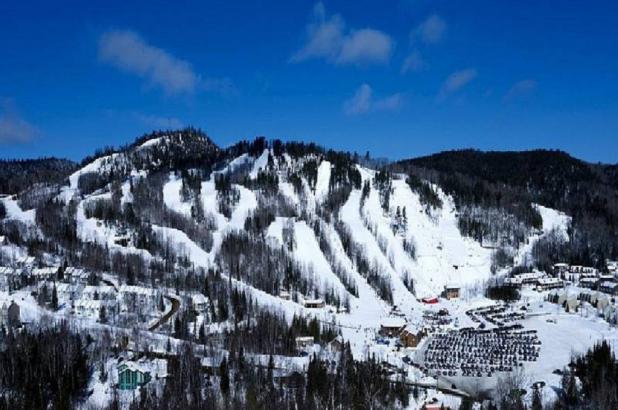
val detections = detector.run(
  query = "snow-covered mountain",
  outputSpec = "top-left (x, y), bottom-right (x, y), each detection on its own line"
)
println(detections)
top-left (11, 130), bottom-right (618, 409)
top-left (0, 130), bottom-right (571, 343)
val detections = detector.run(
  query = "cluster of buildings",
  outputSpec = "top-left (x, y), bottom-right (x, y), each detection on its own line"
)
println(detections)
top-left (503, 262), bottom-right (618, 299)
top-left (504, 271), bottom-right (563, 291)
top-left (379, 317), bottom-right (426, 348)
top-left (548, 288), bottom-right (612, 315)
top-left (0, 258), bottom-right (94, 293)
top-left (552, 262), bottom-right (618, 296)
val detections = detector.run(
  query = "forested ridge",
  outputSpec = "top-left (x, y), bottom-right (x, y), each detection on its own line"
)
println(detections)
top-left (0, 157), bottom-right (76, 195)
top-left (393, 149), bottom-right (618, 268)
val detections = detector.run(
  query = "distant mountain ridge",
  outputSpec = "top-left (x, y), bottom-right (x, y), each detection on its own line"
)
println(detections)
top-left (0, 157), bottom-right (77, 195)
top-left (392, 148), bottom-right (618, 268)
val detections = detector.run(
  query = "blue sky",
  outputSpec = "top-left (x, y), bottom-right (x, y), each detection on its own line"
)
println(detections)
top-left (1, 0), bottom-right (617, 163)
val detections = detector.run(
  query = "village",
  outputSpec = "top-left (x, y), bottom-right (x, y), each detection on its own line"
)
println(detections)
top-left (2, 247), bottom-right (618, 408)
top-left (343, 259), bottom-right (618, 406)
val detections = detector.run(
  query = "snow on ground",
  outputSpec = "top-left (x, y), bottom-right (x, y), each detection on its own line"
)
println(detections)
top-left (267, 218), bottom-right (349, 298)
top-left (249, 149), bottom-right (270, 178)
top-left (137, 136), bottom-right (164, 149)
top-left (228, 184), bottom-right (257, 229)
top-left (162, 174), bottom-right (192, 217)
top-left (515, 204), bottom-right (572, 266)
top-left (69, 154), bottom-right (122, 191)
top-left (340, 186), bottom-right (425, 325)
top-left (314, 160), bottom-right (331, 202)
top-left (120, 179), bottom-right (134, 205)
top-left (322, 220), bottom-right (390, 327)
top-left (213, 153), bottom-right (251, 175)
top-left (390, 178), bottom-right (493, 298)
top-left (279, 181), bottom-right (300, 206)
top-left (76, 194), bottom-right (152, 260)
top-left (152, 222), bottom-right (327, 323)
top-left (523, 298), bottom-right (618, 403)
top-left (160, 175), bottom-right (258, 260)
top-left (266, 217), bottom-right (286, 244)
top-left (1, 195), bottom-right (35, 224)
top-left (410, 288), bottom-right (618, 404)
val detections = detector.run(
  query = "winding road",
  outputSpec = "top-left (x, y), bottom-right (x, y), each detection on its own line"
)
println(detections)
top-left (148, 295), bottom-right (181, 331)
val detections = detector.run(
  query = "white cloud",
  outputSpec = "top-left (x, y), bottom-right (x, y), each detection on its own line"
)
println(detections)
top-left (99, 30), bottom-right (198, 95)
top-left (99, 29), bottom-right (235, 96)
top-left (0, 98), bottom-right (38, 144)
top-left (401, 50), bottom-right (427, 73)
top-left (344, 84), bottom-right (373, 115)
top-left (414, 14), bottom-right (447, 45)
top-left (337, 29), bottom-right (393, 65)
top-left (343, 84), bottom-right (402, 115)
top-left (290, 3), bottom-right (344, 62)
top-left (438, 68), bottom-right (477, 100)
top-left (291, 3), bottom-right (393, 66)
top-left (503, 79), bottom-right (537, 102)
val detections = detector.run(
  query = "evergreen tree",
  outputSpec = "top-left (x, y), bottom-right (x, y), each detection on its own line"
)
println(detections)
top-left (531, 387), bottom-right (542, 410)
top-left (220, 357), bottom-right (230, 396)
top-left (99, 305), bottom-right (107, 323)
top-left (51, 283), bottom-right (58, 310)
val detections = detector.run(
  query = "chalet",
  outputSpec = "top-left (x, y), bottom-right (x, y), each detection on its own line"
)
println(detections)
top-left (279, 290), bottom-right (291, 300)
top-left (578, 290), bottom-right (594, 304)
top-left (82, 285), bottom-right (116, 301)
top-left (118, 362), bottom-right (152, 390)
top-left (295, 336), bottom-right (315, 350)
top-left (32, 267), bottom-right (59, 281)
top-left (119, 285), bottom-right (157, 305)
top-left (443, 284), bottom-right (460, 300)
top-left (64, 267), bottom-right (90, 285)
top-left (191, 293), bottom-right (209, 313)
top-left (400, 326), bottom-right (424, 348)
top-left (536, 277), bottom-right (563, 291)
top-left (38, 281), bottom-right (83, 301)
top-left (580, 271), bottom-right (597, 279)
top-left (326, 336), bottom-right (345, 353)
top-left (552, 263), bottom-right (569, 276)
top-left (379, 317), bottom-right (406, 337)
top-left (579, 277), bottom-right (599, 290)
top-left (512, 272), bottom-right (544, 285)
top-left (570, 265), bottom-right (595, 274)
top-left (599, 281), bottom-right (618, 296)
top-left (504, 277), bottom-right (523, 288)
top-left (607, 260), bottom-right (618, 273)
top-left (421, 296), bottom-right (439, 304)
top-left (0, 267), bottom-right (23, 290)
top-left (599, 274), bottom-right (615, 283)
top-left (15, 256), bottom-right (35, 267)
top-left (303, 298), bottom-right (325, 309)
top-left (74, 299), bottom-right (114, 318)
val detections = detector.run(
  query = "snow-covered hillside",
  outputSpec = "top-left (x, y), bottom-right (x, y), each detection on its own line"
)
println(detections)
top-left (0, 132), bottom-right (573, 349)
